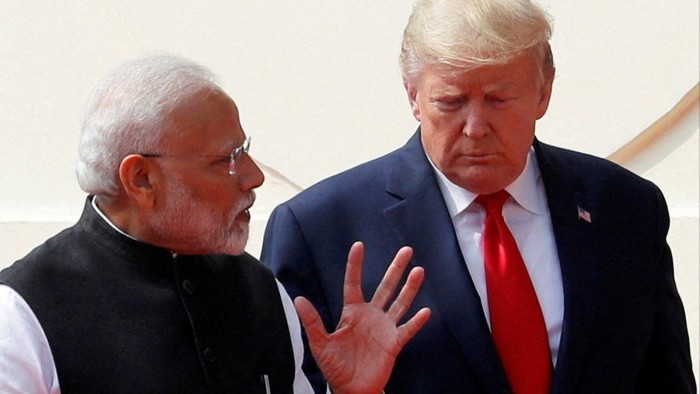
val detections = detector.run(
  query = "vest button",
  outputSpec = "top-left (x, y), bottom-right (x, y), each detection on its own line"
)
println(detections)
top-left (182, 279), bottom-right (195, 294)
top-left (203, 347), bottom-right (216, 363)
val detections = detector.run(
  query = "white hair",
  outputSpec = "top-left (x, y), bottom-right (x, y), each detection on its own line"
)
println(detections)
top-left (76, 54), bottom-right (219, 200)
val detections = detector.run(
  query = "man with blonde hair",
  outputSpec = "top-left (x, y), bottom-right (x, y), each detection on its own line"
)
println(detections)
top-left (262, 0), bottom-right (696, 392)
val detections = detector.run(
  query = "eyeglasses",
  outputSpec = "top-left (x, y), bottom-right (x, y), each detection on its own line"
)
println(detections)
top-left (140, 136), bottom-right (251, 175)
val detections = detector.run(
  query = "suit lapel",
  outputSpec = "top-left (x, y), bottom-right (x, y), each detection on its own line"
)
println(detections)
top-left (534, 140), bottom-right (604, 393)
top-left (383, 131), bottom-right (511, 392)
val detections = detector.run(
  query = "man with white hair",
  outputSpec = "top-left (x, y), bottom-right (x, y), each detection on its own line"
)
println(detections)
top-left (261, 0), bottom-right (696, 392)
top-left (0, 54), bottom-right (430, 393)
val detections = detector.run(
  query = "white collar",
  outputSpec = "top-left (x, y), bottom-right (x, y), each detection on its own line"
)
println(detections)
top-left (90, 196), bottom-right (139, 241)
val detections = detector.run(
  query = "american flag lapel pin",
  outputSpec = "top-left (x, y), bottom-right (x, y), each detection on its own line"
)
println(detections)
top-left (577, 206), bottom-right (592, 223)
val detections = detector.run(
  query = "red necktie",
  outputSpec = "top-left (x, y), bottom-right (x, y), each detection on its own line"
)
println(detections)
top-left (477, 191), bottom-right (552, 394)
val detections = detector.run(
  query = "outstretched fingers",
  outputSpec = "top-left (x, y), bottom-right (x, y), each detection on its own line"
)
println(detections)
top-left (396, 307), bottom-right (431, 349)
top-left (370, 246), bottom-right (414, 310)
top-left (306, 241), bottom-right (432, 393)
top-left (386, 265), bottom-right (425, 323)
top-left (343, 241), bottom-right (366, 305)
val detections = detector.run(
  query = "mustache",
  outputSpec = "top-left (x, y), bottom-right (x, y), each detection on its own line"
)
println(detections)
top-left (237, 191), bottom-right (256, 213)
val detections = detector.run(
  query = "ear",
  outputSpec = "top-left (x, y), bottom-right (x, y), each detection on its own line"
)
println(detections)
top-left (119, 154), bottom-right (158, 209)
top-left (404, 80), bottom-right (422, 121)
top-left (535, 76), bottom-right (554, 120)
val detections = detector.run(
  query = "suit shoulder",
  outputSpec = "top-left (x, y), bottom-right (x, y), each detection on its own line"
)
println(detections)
top-left (285, 148), bottom-right (401, 204)
top-left (536, 141), bottom-right (661, 193)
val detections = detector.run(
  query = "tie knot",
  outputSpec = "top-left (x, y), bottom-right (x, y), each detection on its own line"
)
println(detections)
top-left (476, 190), bottom-right (510, 214)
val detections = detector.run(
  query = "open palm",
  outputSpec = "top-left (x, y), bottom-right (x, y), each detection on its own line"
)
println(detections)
top-left (295, 242), bottom-right (431, 394)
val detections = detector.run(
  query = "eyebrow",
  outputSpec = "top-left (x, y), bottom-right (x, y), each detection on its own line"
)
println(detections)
top-left (483, 81), bottom-right (519, 92)
top-left (218, 135), bottom-right (246, 153)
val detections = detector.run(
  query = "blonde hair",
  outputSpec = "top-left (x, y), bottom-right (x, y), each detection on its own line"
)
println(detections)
top-left (400, 0), bottom-right (554, 83)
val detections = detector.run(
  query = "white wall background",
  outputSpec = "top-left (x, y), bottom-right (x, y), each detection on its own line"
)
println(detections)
top-left (1, 0), bottom-right (698, 383)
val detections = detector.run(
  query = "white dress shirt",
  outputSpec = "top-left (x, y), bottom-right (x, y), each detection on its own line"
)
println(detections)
top-left (0, 200), bottom-right (314, 393)
top-left (431, 148), bottom-right (564, 365)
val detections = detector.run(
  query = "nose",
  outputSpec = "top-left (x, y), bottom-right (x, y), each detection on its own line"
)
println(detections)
top-left (236, 153), bottom-right (265, 191)
top-left (462, 103), bottom-right (490, 139)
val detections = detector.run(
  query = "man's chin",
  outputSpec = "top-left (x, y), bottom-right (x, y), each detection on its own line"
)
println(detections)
top-left (221, 230), bottom-right (249, 256)
top-left (225, 244), bottom-right (247, 256)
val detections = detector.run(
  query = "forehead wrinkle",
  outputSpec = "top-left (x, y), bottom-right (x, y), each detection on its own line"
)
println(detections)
top-left (426, 78), bottom-right (517, 100)
top-left (165, 90), bottom-right (244, 154)
top-left (433, 66), bottom-right (525, 97)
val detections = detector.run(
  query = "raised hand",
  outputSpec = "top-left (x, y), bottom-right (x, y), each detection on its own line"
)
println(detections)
top-left (294, 242), bottom-right (431, 394)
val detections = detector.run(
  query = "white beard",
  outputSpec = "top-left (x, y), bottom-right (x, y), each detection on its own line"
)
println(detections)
top-left (149, 177), bottom-right (253, 255)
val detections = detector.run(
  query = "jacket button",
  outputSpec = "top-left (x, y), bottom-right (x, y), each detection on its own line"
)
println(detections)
top-left (203, 348), bottom-right (215, 363)
top-left (182, 279), bottom-right (195, 294)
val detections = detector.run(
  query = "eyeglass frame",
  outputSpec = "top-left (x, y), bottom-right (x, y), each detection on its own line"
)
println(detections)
top-left (139, 136), bottom-right (251, 175)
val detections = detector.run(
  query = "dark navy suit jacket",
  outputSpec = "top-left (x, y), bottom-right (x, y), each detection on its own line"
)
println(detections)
top-left (261, 131), bottom-right (696, 393)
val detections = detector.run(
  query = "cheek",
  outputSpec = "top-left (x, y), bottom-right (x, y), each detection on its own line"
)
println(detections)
top-left (194, 177), bottom-right (232, 196)
top-left (421, 104), bottom-right (465, 135)
top-left (493, 111), bottom-right (537, 149)
top-left (420, 122), bottom-right (461, 167)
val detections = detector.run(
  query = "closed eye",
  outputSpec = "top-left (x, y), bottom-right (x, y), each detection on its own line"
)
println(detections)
top-left (207, 155), bottom-right (231, 167)
top-left (434, 97), bottom-right (463, 111)
top-left (487, 95), bottom-right (516, 106)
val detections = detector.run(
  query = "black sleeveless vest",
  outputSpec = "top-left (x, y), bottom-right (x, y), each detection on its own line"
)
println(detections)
top-left (0, 197), bottom-right (295, 393)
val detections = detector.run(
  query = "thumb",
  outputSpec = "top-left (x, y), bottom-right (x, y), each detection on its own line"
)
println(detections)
top-left (294, 296), bottom-right (329, 345)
